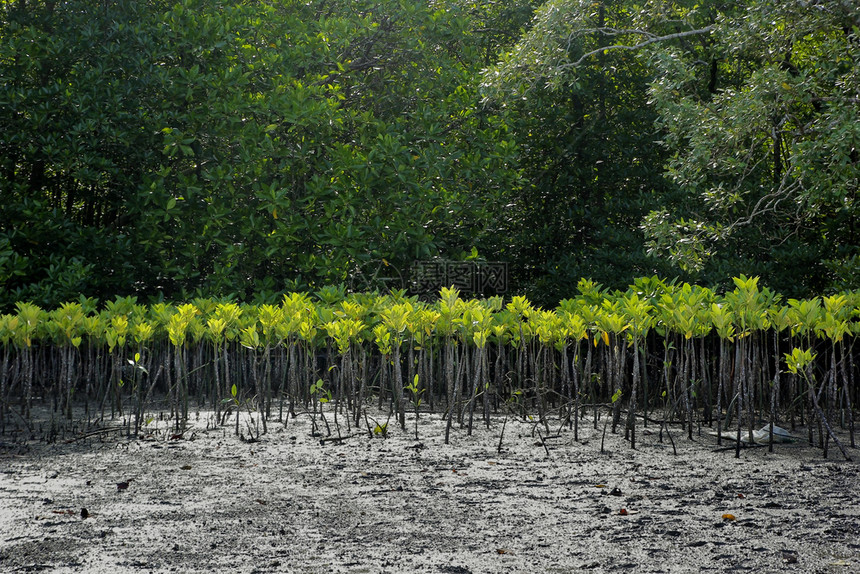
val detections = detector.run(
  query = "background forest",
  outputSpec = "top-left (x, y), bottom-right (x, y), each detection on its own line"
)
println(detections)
top-left (2, 0), bottom-right (859, 309)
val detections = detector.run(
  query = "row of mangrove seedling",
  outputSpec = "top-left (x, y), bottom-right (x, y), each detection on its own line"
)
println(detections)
top-left (0, 276), bottom-right (857, 458)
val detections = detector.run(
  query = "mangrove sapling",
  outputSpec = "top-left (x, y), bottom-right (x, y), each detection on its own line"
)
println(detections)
top-left (324, 316), bottom-right (363, 434)
top-left (405, 374), bottom-right (424, 440)
top-left (532, 343), bottom-right (552, 435)
top-left (818, 298), bottom-right (853, 448)
top-left (444, 341), bottom-right (466, 445)
top-left (684, 339), bottom-right (696, 440)
top-left (596, 313), bottom-right (626, 437)
top-left (380, 302), bottom-right (413, 431)
top-left (0, 335), bottom-right (10, 434)
top-left (626, 339), bottom-right (641, 449)
top-left (166, 306), bottom-right (199, 429)
top-left (455, 343), bottom-right (470, 426)
top-left (558, 341), bottom-right (572, 425)
top-left (419, 336), bottom-right (435, 414)
top-left (15, 302), bottom-right (42, 421)
top-left (730, 339), bottom-right (746, 459)
top-left (699, 336), bottom-right (712, 426)
top-left (239, 323), bottom-right (266, 437)
top-left (586, 343), bottom-right (597, 430)
top-left (219, 381), bottom-right (261, 441)
top-left (786, 348), bottom-right (852, 461)
top-left (103, 322), bottom-right (128, 420)
top-left (309, 378), bottom-right (333, 437)
top-left (557, 310), bottom-right (588, 438)
top-left (127, 352), bottom-right (149, 436)
top-left (221, 383), bottom-right (243, 436)
top-left (364, 411), bottom-right (391, 439)
top-left (481, 342), bottom-right (493, 429)
top-left (50, 302), bottom-right (85, 422)
top-left (257, 303), bottom-right (286, 422)
top-left (768, 330), bottom-right (784, 452)
top-left (572, 344), bottom-right (583, 440)
top-left (842, 340), bottom-right (856, 448)
top-left (435, 289), bottom-right (462, 443)
top-left (287, 339), bottom-right (300, 418)
top-left (334, 353), bottom-right (350, 434)
top-left (327, 362), bottom-right (347, 437)
top-left (467, 319), bottom-right (490, 436)
top-left (272, 346), bottom-right (288, 424)
top-left (534, 308), bottom-right (565, 431)
top-left (622, 293), bottom-right (653, 450)
top-left (354, 345), bottom-right (370, 429)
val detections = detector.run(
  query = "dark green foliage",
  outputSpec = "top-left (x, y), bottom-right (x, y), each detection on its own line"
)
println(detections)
top-left (481, 1), bottom-right (684, 304)
top-left (0, 0), bottom-right (531, 309)
top-left (1, 0), bottom-right (858, 310)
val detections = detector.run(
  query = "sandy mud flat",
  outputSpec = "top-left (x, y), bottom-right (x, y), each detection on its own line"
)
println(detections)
top-left (1, 408), bottom-right (858, 573)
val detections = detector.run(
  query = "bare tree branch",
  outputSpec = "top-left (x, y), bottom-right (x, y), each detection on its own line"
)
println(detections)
top-left (562, 25), bottom-right (715, 68)
top-left (724, 174), bottom-right (804, 235)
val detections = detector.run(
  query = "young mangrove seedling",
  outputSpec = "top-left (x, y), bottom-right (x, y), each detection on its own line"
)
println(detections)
top-left (221, 383), bottom-right (242, 436)
top-left (221, 383), bottom-right (259, 440)
top-left (405, 374), bottom-right (424, 440)
top-left (364, 412), bottom-right (391, 439)
top-left (310, 378), bottom-right (333, 437)
top-left (786, 348), bottom-right (851, 461)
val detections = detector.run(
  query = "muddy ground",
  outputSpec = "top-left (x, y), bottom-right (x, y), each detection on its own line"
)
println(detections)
top-left (1, 405), bottom-right (858, 574)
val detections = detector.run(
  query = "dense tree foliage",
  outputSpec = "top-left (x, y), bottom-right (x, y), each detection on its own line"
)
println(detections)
top-left (482, 0), bottom-right (686, 301)
top-left (484, 0), bottom-right (860, 298)
top-left (644, 0), bottom-right (860, 295)
top-left (0, 0), bottom-right (532, 307)
top-left (1, 0), bottom-right (858, 309)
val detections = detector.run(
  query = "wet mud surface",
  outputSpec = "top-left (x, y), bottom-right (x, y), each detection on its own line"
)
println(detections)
top-left (1, 409), bottom-right (859, 573)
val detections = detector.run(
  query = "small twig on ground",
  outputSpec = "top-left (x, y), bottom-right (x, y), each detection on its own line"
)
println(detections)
top-left (534, 426), bottom-right (551, 457)
top-left (320, 434), bottom-right (356, 444)
top-left (64, 427), bottom-right (126, 443)
top-left (661, 419), bottom-right (677, 456)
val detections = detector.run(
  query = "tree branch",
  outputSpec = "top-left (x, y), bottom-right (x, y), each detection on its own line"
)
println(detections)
top-left (724, 176), bottom-right (804, 235)
top-left (562, 25), bottom-right (715, 68)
